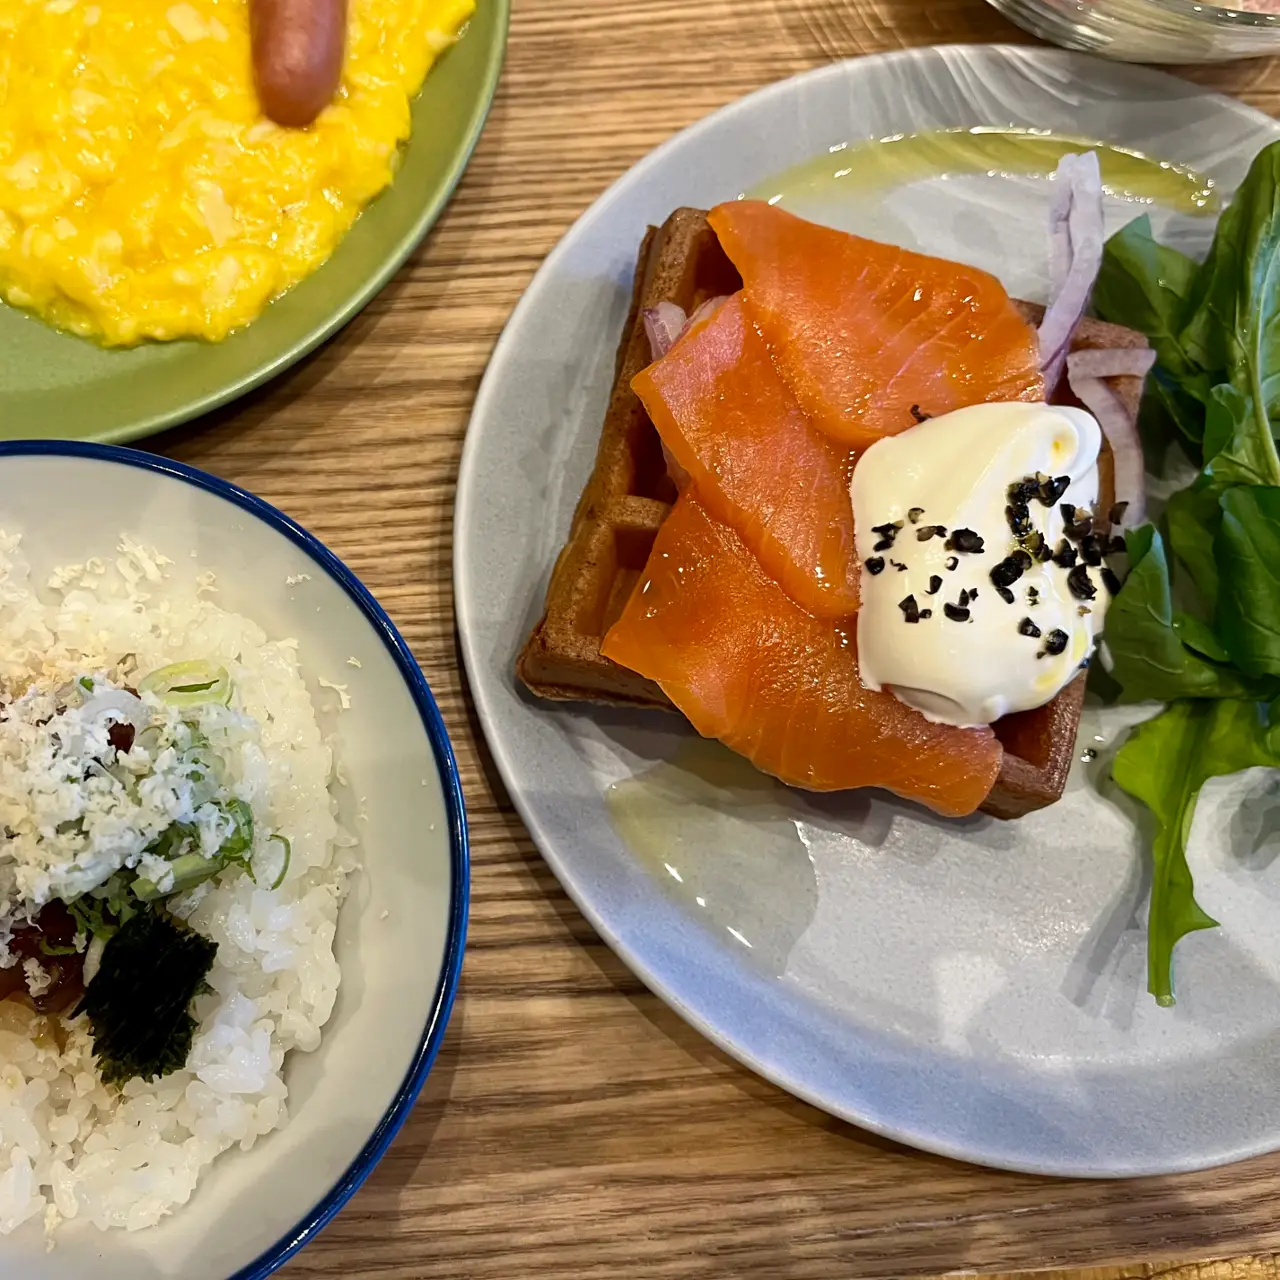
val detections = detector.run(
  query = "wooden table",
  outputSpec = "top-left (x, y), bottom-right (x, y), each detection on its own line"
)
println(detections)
top-left (154, 1), bottom-right (1280, 1276)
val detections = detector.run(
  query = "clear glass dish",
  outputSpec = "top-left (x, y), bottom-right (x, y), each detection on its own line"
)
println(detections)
top-left (987, 0), bottom-right (1280, 61)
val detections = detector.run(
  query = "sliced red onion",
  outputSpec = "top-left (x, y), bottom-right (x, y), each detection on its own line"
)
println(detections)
top-left (1066, 350), bottom-right (1148, 527)
top-left (1065, 347), bottom-right (1155, 382)
top-left (683, 295), bottom-right (729, 333)
top-left (643, 296), bottom-right (733, 363)
top-left (642, 302), bottom-right (687, 361)
top-left (1039, 152), bottom-right (1105, 396)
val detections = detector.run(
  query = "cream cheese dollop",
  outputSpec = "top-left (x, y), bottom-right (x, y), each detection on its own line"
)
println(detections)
top-left (850, 401), bottom-right (1110, 728)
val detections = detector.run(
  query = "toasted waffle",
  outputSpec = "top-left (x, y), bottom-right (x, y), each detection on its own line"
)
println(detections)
top-left (518, 208), bottom-right (1147, 819)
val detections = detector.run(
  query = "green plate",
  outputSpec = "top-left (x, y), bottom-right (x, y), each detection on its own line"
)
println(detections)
top-left (0, 0), bottom-right (509, 444)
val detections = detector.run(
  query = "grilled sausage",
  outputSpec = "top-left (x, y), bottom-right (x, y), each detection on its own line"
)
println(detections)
top-left (250, 0), bottom-right (348, 129)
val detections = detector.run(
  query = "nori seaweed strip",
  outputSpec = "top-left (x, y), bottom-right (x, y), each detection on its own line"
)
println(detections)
top-left (73, 907), bottom-right (218, 1087)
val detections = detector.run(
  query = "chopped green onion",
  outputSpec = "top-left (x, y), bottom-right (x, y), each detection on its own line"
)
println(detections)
top-left (267, 834), bottom-right (291, 890)
top-left (38, 937), bottom-right (80, 957)
top-left (133, 853), bottom-right (222, 902)
top-left (218, 799), bottom-right (254, 862)
top-left (78, 676), bottom-right (94, 693)
top-left (67, 873), bottom-right (139, 941)
top-left (139, 660), bottom-right (231, 708)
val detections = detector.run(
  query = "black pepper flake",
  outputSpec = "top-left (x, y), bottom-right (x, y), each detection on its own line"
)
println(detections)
top-left (1053, 539), bottom-right (1078, 568)
top-left (945, 555), bottom-right (959, 572)
top-left (1067, 564), bottom-right (1097, 601)
top-left (865, 556), bottom-right (885, 575)
top-left (1033, 537), bottom-right (1055, 563)
top-left (910, 404), bottom-right (930, 423)
top-left (891, 559), bottom-right (908, 571)
top-left (995, 585), bottom-right (1015, 604)
top-left (916, 524), bottom-right (947, 542)
top-left (1018, 617), bottom-right (1042, 639)
top-left (907, 506), bottom-right (925, 524)
top-left (871, 520), bottom-right (904, 552)
top-left (1079, 533), bottom-right (1105, 567)
top-left (1011, 548), bottom-right (1033, 570)
top-left (1038, 475), bottom-right (1071, 507)
top-left (989, 558), bottom-right (1024, 589)
top-left (944, 602), bottom-right (970, 622)
top-left (919, 608), bottom-right (933, 620)
top-left (1066, 513), bottom-right (1094, 542)
top-left (1101, 566), bottom-right (1121, 596)
top-left (1027, 585), bottom-right (1040, 604)
top-left (899, 595), bottom-right (921, 623)
top-left (1041, 629), bottom-right (1069, 657)
top-left (1060, 502), bottom-right (1076, 526)
top-left (1108, 501), bottom-right (1129, 526)
top-left (926, 574), bottom-right (943, 595)
top-left (1005, 502), bottom-right (1034, 538)
top-left (1008, 477), bottom-right (1040, 505)
top-left (946, 528), bottom-right (985, 554)
top-left (958, 588), bottom-right (971, 607)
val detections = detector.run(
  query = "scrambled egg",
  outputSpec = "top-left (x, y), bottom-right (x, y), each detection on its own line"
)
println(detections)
top-left (0, 0), bottom-right (474, 345)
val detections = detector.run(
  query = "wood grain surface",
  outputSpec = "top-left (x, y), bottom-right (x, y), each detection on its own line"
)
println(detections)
top-left (149, 1), bottom-right (1280, 1277)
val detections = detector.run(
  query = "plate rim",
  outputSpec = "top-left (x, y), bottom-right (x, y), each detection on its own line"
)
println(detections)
top-left (0, 439), bottom-right (470, 1277)
top-left (455, 43), bottom-right (1280, 1178)
top-left (44, 0), bottom-right (511, 448)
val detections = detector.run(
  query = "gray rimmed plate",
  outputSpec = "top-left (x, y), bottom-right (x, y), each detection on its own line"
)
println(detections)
top-left (455, 45), bottom-right (1280, 1177)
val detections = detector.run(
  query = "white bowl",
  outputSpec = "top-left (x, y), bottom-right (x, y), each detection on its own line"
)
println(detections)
top-left (0, 442), bottom-right (467, 1279)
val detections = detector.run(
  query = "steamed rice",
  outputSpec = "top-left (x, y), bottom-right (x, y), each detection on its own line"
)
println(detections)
top-left (0, 532), bottom-right (355, 1234)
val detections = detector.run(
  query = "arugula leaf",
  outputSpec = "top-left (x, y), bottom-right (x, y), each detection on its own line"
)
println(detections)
top-left (1215, 486), bottom-right (1280, 678)
top-left (1180, 142), bottom-right (1280, 433)
top-left (1094, 213), bottom-right (1206, 395)
top-left (1104, 525), bottom-right (1255, 700)
top-left (1113, 698), bottom-right (1280, 1004)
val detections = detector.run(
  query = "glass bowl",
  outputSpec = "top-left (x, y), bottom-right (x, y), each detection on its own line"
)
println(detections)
top-left (987, 0), bottom-right (1280, 61)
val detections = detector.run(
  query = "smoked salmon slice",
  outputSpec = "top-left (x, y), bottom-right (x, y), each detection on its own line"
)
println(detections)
top-left (601, 493), bottom-right (1002, 817)
top-left (632, 292), bottom-right (859, 619)
top-left (708, 200), bottom-right (1044, 450)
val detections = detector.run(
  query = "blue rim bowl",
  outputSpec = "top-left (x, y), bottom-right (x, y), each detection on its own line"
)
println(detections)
top-left (0, 440), bottom-right (468, 1279)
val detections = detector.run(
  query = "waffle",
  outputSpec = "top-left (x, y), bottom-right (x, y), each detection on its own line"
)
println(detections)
top-left (518, 208), bottom-right (1147, 819)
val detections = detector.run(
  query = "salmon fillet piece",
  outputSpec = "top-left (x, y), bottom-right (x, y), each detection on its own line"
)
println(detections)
top-left (601, 492), bottom-right (1002, 818)
top-left (708, 200), bottom-right (1045, 450)
top-left (632, 292), bottom-right (860, 618)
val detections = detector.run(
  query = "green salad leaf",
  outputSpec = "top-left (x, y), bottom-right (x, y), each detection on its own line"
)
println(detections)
top-left (1093, 138), bottom-right (1280, 1002)
top-left (1180, 142), bottom-right (1280, 429)
top-left (1215, 486), bottom-right (1280, 677)
top-left (1163, 485), bottom-right (1223, 611)
top-left (1104, 526), bottom-right (1254, 701)
top-left (1094, 214), bottom-right (1205, 396)
top-left (1202, 384), bottom-right (1280, 488)
top-left (1113, 699), bottom-right (1280, 1005)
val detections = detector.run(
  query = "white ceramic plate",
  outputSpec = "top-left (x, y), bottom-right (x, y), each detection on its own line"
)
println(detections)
top-left (455, 45), bottom-right (1280, 1177)
top-left (0, 444), bottom-right (466, 1277)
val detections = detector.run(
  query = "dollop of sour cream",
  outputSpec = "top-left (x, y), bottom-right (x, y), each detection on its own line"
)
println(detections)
top-left (850, 401), bottom-right (1110, 728)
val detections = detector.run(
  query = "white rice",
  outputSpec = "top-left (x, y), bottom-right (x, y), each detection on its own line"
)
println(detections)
top-left (0, 533), bottom-right (355, 1235)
